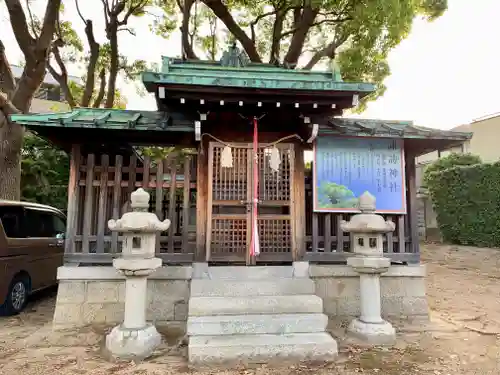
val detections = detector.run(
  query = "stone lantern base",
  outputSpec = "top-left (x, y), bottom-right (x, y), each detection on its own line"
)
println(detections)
top-left (106, 324), bottom-right (162, 360)
top-left (347, 319), bottom-right (396, 346)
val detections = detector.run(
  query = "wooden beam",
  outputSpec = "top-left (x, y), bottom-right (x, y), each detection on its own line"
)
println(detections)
top-left (82, 153), bottom-right (95, 254)
top-left (64, 144), bottom-right (81, 255)
top-left (195, 139), bottom-right (208, 261)
top-left (292, 144), bottom-right (306, 260)
top-left (182, 156), bottom-right (191, 254)
top-left (405, 149), bottom-right (420, 263)
top-left (111, 155), bottom-right (123, 254)
top-left (96, 154), bottom-right (109, 253)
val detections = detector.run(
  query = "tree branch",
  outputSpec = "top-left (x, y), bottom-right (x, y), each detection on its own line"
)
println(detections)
top-left (269, 9), bottom-right (286, 64)
top-left (48, 43), bottom-right (77, 108)
top-left (280, 16), bottom-right (352, 40)
top-left (180, 0), bottom-right (198, 59)
top-left (75, 0), bottom-right (87, 24)
top-left (104, 21), bottom-right (118, 107)
top-left (201, 0), bottom-right (261, 62)
top-left (250, 9), bottom-right (279, 43)
top-left (25, 0), bottom-right (40, 38)
top-left (4, 0), bottom-right (36, 56)
top-left (81, 20), bottom-right (100, 107)
top-left (302, 33), bottom-right (349, 70)
top-left (283, 4), bottom-right (318, 66)
top-left (38, 0), bottom-right (62, 49)
top-left (0, 40), bottom-right (16, 98)
top-left (93, 69), bottom-right (106, 108)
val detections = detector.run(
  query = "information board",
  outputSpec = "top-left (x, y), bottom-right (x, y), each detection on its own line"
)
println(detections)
top-left (313, 136), bottom-right (406, 213)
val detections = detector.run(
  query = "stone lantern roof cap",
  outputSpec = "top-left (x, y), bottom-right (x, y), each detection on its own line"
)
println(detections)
top-left (108, 188), bottom-right (171, 233)
top-left (340, 192), bottom-right (396, 234)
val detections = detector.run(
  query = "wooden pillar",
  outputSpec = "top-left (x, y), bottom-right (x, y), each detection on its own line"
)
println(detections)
top-left (195, 139), bottom-right (208, 261)
top-left (292, 143), bottom-right (306, 260)
top-left (65, 144), bottom-right (81, 258)
top-left (405, 149), bottom-right (420, 263)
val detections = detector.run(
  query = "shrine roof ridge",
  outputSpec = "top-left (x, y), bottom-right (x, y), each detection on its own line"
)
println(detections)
top-left (141, 56), bottom-right (376, 93)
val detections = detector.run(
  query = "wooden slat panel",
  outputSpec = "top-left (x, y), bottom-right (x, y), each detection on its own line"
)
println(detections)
top-left (65, 144), bottom-right (81, 255)
top-left (96, 155), bottom-right (109, 253)
top-left (324, 214), bottom-right (332, 253)
top-left (312, 213), bottom-right (319, 252)
top-left (127, 155), bottom-right (137, 199)
top-left (336, 214), bottom-right (344, 252)
top-left (182, 156), bottom-right (191, 253)
top-left (398, 215), bottom-right (405, 253)
top-left (167, 162), bottom-right (177, 253)
top-left (386, 215), bottom-right (394, 253)
top-left (82, 154), bottom-right (95, 254)
top-left (142, 156), bottom-right (151, 188)
top-left (155, 159), bottom-right (164, 253)
top-left (111, 155), bottom-right (123, 254)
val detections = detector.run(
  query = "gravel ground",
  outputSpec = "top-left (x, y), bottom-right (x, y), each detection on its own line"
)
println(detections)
top-left (0, 243), bottom-right (499, 374)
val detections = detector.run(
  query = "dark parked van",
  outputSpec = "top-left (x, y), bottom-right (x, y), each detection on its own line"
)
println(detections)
top-left (0, 200), bottom-right (66, 315)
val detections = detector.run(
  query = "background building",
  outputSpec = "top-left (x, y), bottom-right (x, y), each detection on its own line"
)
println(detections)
top-left (10, 65), bottom-right (81, 113)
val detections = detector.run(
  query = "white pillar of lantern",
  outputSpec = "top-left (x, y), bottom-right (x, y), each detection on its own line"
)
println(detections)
top-left (105, 188), bottom-right (171, 359)
top-left (341, 191), bottom-right (397, 345)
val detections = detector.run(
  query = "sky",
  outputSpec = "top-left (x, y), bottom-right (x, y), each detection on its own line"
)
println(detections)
top-left (1, 0), bottom-right (499, 130)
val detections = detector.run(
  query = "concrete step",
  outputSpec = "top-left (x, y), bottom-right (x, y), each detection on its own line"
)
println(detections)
top-left (190, 279), bottom-right (315, 297)
top-left (188, 332), bottom-right (338, 363)
top-left (187, 313), bottom-right (328, 336)
top-left (188, 295), bottom-right (324, 316)
top-left (203, 266), bottom-right (293, 280)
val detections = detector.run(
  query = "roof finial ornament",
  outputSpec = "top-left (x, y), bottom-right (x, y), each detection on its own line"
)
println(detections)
top-left (220, 41), bottom-right (250, 68)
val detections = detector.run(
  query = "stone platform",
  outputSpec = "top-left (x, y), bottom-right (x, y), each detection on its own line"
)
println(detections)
top-left (53, 264), bottom-right (428, 330)
top-left (187, 264), bottom-right (338, 364)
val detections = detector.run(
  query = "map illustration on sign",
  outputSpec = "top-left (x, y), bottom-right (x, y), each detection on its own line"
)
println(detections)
top-left (313, 136), bottom-right (406, 213)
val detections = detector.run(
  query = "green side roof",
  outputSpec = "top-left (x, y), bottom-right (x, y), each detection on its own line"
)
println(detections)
top-left (141, 45), bottom-right (375, 94)
top-left (9, 108), bottom-right (193, 132)
top-left (10, 108), bottom-right (472, 143)
top-left (323, 118), bottom-right (473, 141)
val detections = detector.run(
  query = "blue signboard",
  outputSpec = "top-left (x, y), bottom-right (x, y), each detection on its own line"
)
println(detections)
top-left (313, 136), bottom-right (406, 213)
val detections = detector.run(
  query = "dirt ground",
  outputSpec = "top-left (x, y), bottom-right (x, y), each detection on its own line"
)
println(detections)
top-left (1, 243), bottom-right (499, 375)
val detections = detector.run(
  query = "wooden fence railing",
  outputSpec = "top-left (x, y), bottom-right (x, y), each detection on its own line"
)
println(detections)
top-left (64, 146), bottom-right (197, 264)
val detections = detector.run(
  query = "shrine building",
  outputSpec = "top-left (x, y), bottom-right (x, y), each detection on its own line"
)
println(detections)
top-left (10, 45), bottom-right (471, 360)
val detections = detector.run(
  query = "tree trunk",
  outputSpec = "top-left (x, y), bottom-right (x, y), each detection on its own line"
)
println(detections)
top-left (0, 114), bottom-right (24, 200)
top-left (0, 0), bottom-right (61, 200)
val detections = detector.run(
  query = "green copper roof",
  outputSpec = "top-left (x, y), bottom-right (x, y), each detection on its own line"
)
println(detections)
top-left (10, 108), bottom-right (193, 132)
top-left (10, 108), bottom-right (472, 143)
top-left (142, 45), bottom-right (374, 94)
top-left (322, 118), bottom-right (473, 141)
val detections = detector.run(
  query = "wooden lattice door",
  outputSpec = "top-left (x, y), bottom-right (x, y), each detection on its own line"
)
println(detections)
top-left (206, 142), bottom-right (294, 264)
top-left (206, 142), bottom-right (251, 263)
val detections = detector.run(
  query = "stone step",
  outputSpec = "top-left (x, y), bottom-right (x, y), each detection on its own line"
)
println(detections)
top-left (202, 266), bottom-right (294, 280)
top-left (188, 295), bottom-right (324, 316)
top-left (188, 332), bottom-right (338, 363)
top-left (190, 279), bottom-right (315, 297)
top-left (187, 313), bottom-right (328, 336)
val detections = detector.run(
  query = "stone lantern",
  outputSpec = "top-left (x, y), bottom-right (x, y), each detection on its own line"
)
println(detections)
top-left (341, 191), bottom-right (396, 345)
top-left (105, 188), bottom-right (171, 359)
